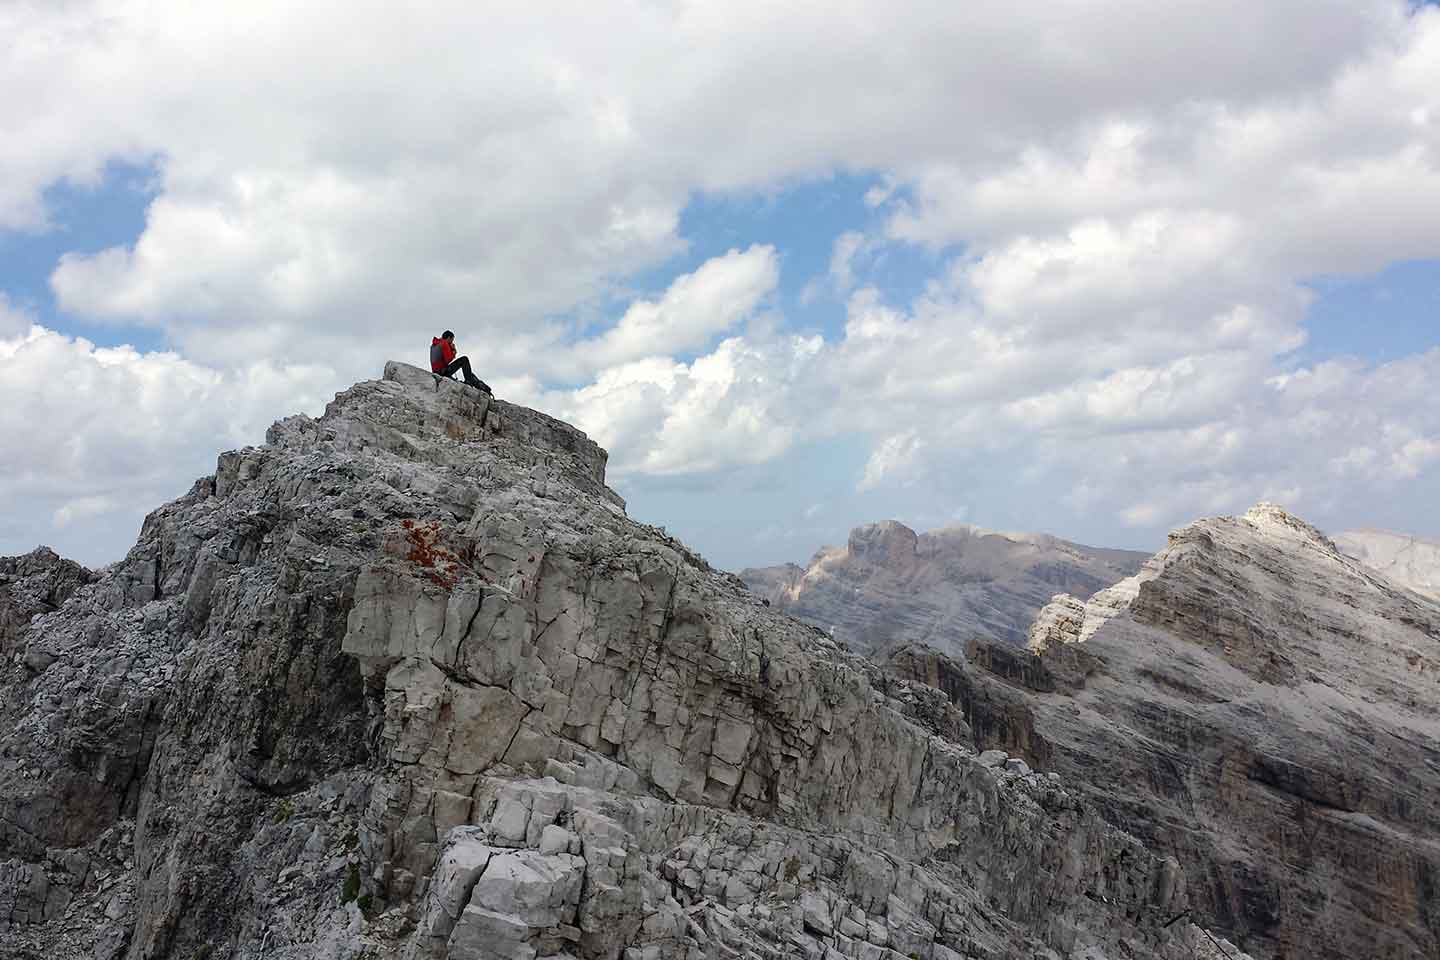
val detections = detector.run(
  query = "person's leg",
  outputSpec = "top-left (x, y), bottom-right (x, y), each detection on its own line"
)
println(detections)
top-left (440, 357), bottom-right (465, 378)
top-left (447, 356), bottom-right (491, 393)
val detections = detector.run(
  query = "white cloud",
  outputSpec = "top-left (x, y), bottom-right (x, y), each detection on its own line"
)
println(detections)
top-left (828, 232), bottom-right (865, 294)
top-left (1392, 436), bottom-right (1440, 479)
top-left (3, 1), bottom-right (1417, 362)
top-left (3, 0), bottom-right (1440, 561)
top-left (548, 334), bottom-right (823, 477)
top-left (53, 495), bottom-right (117, 529)
top-left (1021, 350), bottom-right (1440, 532)
top-left (859, 430), bottom-right (925, 491)
top-left (0, 326), bottom-right (335, 563)
top-left (568, 244), bottom-right (777, 376)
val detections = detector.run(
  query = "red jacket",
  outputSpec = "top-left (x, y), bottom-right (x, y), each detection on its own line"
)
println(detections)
top-left (430, 336), bottom-right (456, 373)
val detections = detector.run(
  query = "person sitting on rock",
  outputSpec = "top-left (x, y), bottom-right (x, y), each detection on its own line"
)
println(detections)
top-left (430, 330), bottom-right (492, 394)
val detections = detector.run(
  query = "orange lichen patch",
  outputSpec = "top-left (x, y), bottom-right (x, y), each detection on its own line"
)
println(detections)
top-left (401, 518), bottom-right (472, 590)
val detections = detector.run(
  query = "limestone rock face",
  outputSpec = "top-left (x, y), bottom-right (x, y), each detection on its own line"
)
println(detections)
top-left (0, 362), bottom-right (1237, 960)
top-left (1334, 527), bottom-right (1440, 602)
top-left (893, 503), bottom-right (1440, 960)
top-left (741, 521), bottom-right (1146, 655)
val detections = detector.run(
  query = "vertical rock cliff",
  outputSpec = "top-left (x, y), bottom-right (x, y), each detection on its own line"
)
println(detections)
top-left (1, 362), bottom-right (1241, 960)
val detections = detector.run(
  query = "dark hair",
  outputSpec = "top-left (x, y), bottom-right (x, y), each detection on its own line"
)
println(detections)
top-left (442, 330), bottom-right (455, 340)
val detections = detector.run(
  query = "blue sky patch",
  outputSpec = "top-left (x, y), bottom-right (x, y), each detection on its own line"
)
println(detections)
top-left (625, 174), bottom-right (943, 347)
top-left (1299, 260), bottom-right (1440, 365)
top-left (0, 158), bottom-right (162, 350)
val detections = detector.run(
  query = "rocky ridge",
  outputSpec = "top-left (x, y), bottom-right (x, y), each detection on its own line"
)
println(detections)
top-left (891, 503), bottom-right (1440, 960)
top-left (740, 521), bottom-right (1146, 656)
top-left (0, 362), bottom-right (1240, 960)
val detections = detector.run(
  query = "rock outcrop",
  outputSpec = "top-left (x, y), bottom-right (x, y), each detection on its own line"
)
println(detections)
top-left (1335, 528), bottom-right (1440, 603)
top-left (0, 546), bottom-right (95, 665)
top-left (892, 503), bottom-right (1440, 960)
top-left (741, 521), bottom-right (1146, 656)
top-left (0, 362), bottom-right (1238, 960)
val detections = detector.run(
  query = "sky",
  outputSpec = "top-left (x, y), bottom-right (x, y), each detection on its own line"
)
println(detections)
top-left (2, 0), bottom-right (1438, 572)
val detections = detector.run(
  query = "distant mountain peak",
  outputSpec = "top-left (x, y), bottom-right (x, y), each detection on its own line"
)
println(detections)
top-left (741, 519), bottom-right (1148, 654)
top-left (900, 502), bottom-right (1440, 959)
top-left (1032, 501), bottom-right (1354, 655)
top-left (1333, 526), bottom-right (1440, 602)
top-left (844, 518), bottom-right (919, 566)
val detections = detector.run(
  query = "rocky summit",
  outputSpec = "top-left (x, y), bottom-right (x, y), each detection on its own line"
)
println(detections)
top-left (0, 362), bottom-right (1242, 960)
top-left (890, 504), bottom-right (1440, 960)
top-left (741, 521), bottom-right (1146, 656)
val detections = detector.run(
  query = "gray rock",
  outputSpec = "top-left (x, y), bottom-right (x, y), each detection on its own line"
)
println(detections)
top-left (800, 890), bottom-right (833, 937)
top-left (469, 851), bottom-right (583, 928)
top-left (892, 502), bottom-right (1440, 960)
top-left (447, 905), bottom-right (534, 960)
top-left (415, 834), bottom-right (493, 950)
top-left (0, 546), bottom-right (95, 661)
top-left (977, 750), bottom-right (1008, 768)
top-left (0, 361), bottom-right (1236, 960)
top-left (538, 825), bottom-right (575, 856)
top-left (740, 519), bottom-right (1146, 655)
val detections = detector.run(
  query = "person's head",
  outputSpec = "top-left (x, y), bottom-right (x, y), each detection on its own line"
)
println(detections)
top-left (442, 330), bottom-right (455, 342)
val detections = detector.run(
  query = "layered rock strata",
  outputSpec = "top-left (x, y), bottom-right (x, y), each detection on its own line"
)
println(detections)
top-left (892, 504), bottom-right (1440, 960)
top-left (741, 521), bottom-right (1146, 656)
top-left (1, 362), bottom-right (1239, 960)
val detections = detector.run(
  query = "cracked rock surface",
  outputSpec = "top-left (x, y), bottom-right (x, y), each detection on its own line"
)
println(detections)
top-left (893, 503), bottom-right (1440, 960)
top-left (2, 362), bottom-right (1239, 960)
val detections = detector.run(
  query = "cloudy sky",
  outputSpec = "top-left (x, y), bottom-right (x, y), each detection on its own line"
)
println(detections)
top-left (2, 0), bottom-right (1439, 570)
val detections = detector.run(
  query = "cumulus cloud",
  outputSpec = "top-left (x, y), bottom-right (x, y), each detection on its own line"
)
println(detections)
top-left (1011, 349), bottom-right (1440, 533)
top-left (0, 327), bottom-right (333, 563)
top-left (5, 1), bottom-right (1414, 358)
top-left (859, 430), bottom-right (925, 491)
top-left (3, 0), bottom-right (1440, 561)
top-left (566, 244), bottom-right (778, 377)
top-left (548, 333), bottom-right (823, 477)
top-left (53, 495), bottom-right (118, 530)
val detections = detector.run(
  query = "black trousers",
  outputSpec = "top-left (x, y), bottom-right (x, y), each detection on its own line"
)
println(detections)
top-left (440, 356), bottom-right (490, 392)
